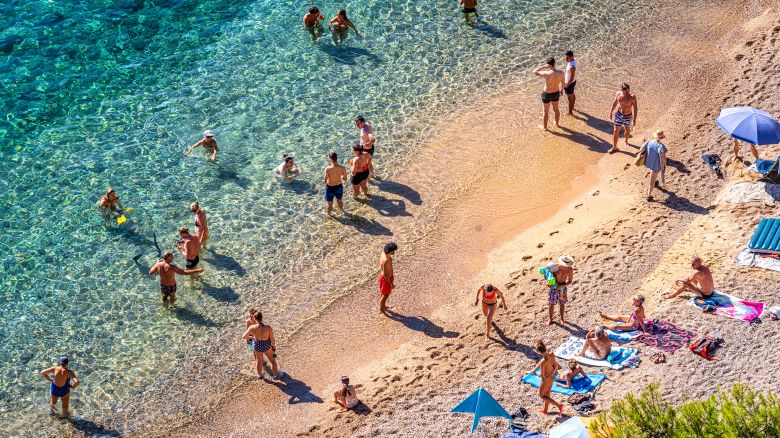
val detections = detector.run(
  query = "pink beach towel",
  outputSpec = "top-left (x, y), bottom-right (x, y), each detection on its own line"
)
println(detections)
top-left (688, 290), bottom-right (765, 323)
top-left (634, 319), bottom-right (698, 353)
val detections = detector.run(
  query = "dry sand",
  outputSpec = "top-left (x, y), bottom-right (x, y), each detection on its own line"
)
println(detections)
top-left (164, 1), bottom-right (780, 437)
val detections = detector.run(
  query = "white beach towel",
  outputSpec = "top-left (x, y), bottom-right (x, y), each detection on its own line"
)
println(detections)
top-left (719, 182), bottom-right (780, 206)
top-left (736, 248), bottom-right (780, 272)
top-left (553, 336), bottom-right (638, 370)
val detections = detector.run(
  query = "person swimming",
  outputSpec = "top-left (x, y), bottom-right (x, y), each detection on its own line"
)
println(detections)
top-left (328, 9), bottom-right (359, 45)
top-left (303, 6), bottom-right (325, 41)
top-left (97, 187), bottom-right (124, 221)
top-left (184, 130), bottom-right (219, 161)
top-left (274, 154), bottom-right (302, 181)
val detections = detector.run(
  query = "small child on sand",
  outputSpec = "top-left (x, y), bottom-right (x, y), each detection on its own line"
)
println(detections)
top-left (557, 360), bottom-right (589, 389)
top-left (530, 340), bottom-right (562, 415)
top-left (333, 376), bottom-right (359, 412)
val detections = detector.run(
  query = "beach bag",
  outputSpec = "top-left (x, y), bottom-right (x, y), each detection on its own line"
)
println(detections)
top-left (689, 334), bottom-right (723, 360)
top-left (634, 151), bottom-right (647, 166)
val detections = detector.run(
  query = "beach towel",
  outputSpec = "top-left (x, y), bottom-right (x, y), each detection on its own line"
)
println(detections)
top-left (736, 248), bottom-right (780, 272)
top-left (720, 182), bottom-right (780, 206)
top-left (520, 372), bottom-right (606, 396)
top-left (554, 336), bottom-right (638, 370)
top-left (688, 290), bottom-right (764, 323)
top-left (605, 328), bottom-right (641, 343)
top-left (634, 319), bottom-right (697, 353)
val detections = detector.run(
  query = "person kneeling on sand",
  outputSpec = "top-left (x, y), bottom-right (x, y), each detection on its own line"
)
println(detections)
top-left (241, 310), bottom-right (286, 380)
top-left (333, 376), bottom-right (359, 412)
top-left (579, 326), bottom-right (611, 360)
top-left (530, 340), bottom-right (562, 415)
top-left (557, 360), bottom-right (588, 389)
top-left (600, 294), bottom-right (648, 333)
top-left (663, 256), bottom-right (714, 300)
top-left (474, 284), bottom-right (508, 341)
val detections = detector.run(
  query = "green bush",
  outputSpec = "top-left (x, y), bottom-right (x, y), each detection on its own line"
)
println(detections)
top-left (589, 383), bottom-right (780, 438)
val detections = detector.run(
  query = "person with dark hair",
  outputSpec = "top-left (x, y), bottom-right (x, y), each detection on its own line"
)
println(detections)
top-left (303, 6), bottom-right (325, 41)
top-left (474, 284), bottom-right (507, 340)
top-left (378, 242), bottom-right (398, 315)
top-left (274, 154), bottom-right (301, 182)
top-left (329, 9), bottom-right (358, 45)
top-left (563, 50), bottom-right (578, 115)
top-left (41, 356), bottom-right (80, 417)
top-left (97, 187), bottom-right (124, 220)
top-left (175, 226), bottom-right (204, 269)
top-left (608, 83), bottom-right (638, 153)
top-left (350, 145), bottom-right (371, 199)
top-left (663, 256), bottom-right (714, 299)
top-left (333, 376), bottom-right (359, 412)
top-left (242, 310), bottom-right (286, 380)
top-left (149, 251), bottom-right (204, 308)
top-left (530, 340), bottom-right (562, 415)
top-left (324, 151), bottom-right (347, 214)
top-left (460, 0), bottom-right (478, 25)
top-left (190, 202), bottom-right (208, 241)
top-left (532, 58), bottom-right (565, 131)
top-left (355, 116), bottom-right (376, 177)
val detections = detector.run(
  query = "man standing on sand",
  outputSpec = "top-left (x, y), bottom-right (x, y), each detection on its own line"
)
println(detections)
top-left (563, 50), bottom-right (578, 115)
top-left (663, 256), bottom-right (715, 299)
top-left (324, 152), bottom-right (348, 214)
top-left (609, 83), bottom-right (638, 154)
top-left (379, 242), bottom-right (398, 316)
top-left (540, 260), bottom-right (569, 325)
top-left (175, 227), bottom-right (204, 269)
top-left (555, 255), bottom-right (574, 323)
top-left (731, 138), bottom-right (759, 163)
top-left (530, 340), bottom-right (563, 415)
top-left (149, 251), bottom-right (204, 308)
top-left (533, 58), bottom-right (565, 131)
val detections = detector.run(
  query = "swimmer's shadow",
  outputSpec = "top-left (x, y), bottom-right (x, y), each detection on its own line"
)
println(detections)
top-left (334, 213), bottom-right (392, 236)
top-left (280, 179), bottom-right (317, 195)
top-left (173, 306), bottom-right (223, 328)
top-left (366, 194), bottom-right (411, 217)
top-left (386, 310), bottom-right (459, 338)
top-left (197, 282), bottom-right (240, 304)
top-left (266, 374), bottom-right (324, 405)
top-left (376, 180), bottom-right (422, 206)
top-left (202, 249), bottom-right (248, 277)
top-left (317, 44), bottom-right (381, 66)
top-left (472, 20), bottom-right (507, 38)
top-left (68, 417), bottom-right (121, 436)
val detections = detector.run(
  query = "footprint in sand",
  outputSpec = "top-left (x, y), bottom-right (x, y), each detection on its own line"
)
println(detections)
top-left (537, 242), bottom-right (544, 248)
top-left (574, 203), bottom-right (583, 209)
top-left (568, 217), bottom-right (574, 223)
top-left (549, 231), bottom-right (559, 236)
top-left (592, 190), bottom-right (600, 196)
top-left (522, 255), bottom-right (533, 261)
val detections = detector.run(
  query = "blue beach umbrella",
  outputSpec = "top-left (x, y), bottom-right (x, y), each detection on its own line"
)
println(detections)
top-left (716, 106), bottom-right (780, 145)
top-left (450, 387), bottom-right (513, 432)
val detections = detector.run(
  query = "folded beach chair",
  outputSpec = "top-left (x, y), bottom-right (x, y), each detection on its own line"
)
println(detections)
top-left (748, 218), bottom-right (780, 256)
top-left (749, 157), bottom-right (780, 183)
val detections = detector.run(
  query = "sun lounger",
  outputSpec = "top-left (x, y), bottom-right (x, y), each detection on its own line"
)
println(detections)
top-left (688, 290), bottom-right (764, 323)
top-left (554, 336), bottom-right (639, 370)
top-left (520, 371), bottom-right (606, 396)
top-left (748, 218), bottom-right (780, 255)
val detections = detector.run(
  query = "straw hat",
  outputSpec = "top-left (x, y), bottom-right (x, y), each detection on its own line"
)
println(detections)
top-left (558, 255), bottom-right (574, 267)
top-left (653, 130), bottom-right (665, 139)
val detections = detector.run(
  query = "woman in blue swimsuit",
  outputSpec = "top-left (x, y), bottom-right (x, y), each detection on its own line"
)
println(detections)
top-left (241, 310), bottom-right (286, 380)
top-left (40, 356), bottom-right (80, 417)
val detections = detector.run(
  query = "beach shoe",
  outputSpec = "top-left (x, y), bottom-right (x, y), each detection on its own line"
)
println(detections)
top-left (273, 372), bottom-right (288, 380)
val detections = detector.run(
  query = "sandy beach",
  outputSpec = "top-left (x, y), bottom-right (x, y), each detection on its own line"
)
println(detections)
top-left (139, 1), bottom-right (780, 437)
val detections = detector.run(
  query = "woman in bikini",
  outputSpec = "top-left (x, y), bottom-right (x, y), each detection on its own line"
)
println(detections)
top-left (473, 284), bottom-right (508, 340)
top-left (333, 376), bottom-right (359, 412)
top-left (40, 356), bottom-right (80, 417)
top-left (328, 9), bottom-right (359, 45)
top-left (530, 340), bottom-right (562, 415)
top-left (241, 310), bottom-right (286, 380)
top-left (579, 326), bottom-right (612, 360)
top-left (190, 202), bottom-right (208, 241)
top-left (600, 294), bottom-right (649, 333)
top-left (557, 360), bottom-right (589, 389)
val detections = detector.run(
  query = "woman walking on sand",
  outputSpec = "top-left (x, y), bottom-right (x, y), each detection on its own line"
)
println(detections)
top-left (638, 130), bottom-right (667, 201)
top-left (474, 284), bottom-right (508, 340)
top-left (530, 340), bottom-right (562, 415)
top-left (242, 310), bottom-right (286, 380)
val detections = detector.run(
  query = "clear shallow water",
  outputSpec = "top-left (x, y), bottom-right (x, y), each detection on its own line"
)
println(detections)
top-left (0, 0), bottom-right (654, 434)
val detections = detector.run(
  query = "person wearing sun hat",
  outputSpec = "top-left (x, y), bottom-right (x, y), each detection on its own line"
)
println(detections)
top-left (638, 129), bottom-right (668, 201)
top-left (184, 129), bottom-right (219, 161)
top-left (540, 257), bottom-right (570, 325)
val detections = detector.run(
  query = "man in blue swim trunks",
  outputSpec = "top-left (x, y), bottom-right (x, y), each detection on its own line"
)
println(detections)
top-left (608, 83), bottom-right (638, 154)
top-left (324, 151), bottom-right (348, 215)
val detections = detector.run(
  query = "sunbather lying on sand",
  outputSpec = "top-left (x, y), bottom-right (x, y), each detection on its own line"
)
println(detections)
top-left (600, 294), bottom-right (648, 333)
top-left (663, 256), bottom-right (714, 299)
top-left (579, 326), bottom-right (611, 359)
top-left (557, 360), bottom-right (589, 388)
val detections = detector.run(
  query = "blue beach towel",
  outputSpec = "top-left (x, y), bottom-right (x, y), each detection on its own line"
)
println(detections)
top-left (605, 328), bottom-right (641, 343)
top-left (520, 372), bottom-right (606, 396)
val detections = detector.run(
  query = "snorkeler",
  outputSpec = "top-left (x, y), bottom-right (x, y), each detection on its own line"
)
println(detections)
top-left (303, 6), bottom-right (325, 41)
top-left (329, 9), bottom-right (359, 45)
top-left (97, 187), bottom-right (124, 220)
top-left (274, 154), bottom-right (302, 182)
top-left (184, 130), bottom-right (219, 161)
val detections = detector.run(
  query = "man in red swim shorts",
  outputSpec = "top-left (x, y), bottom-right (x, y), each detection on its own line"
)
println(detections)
top-left (379, 242), bottom-right (398, 316)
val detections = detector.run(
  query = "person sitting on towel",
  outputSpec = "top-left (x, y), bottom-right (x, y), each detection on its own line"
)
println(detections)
top-left (578, 326), bottom-right (612, 359)
top-left (557, 360), bottom-right (589, 388)
top-left (662, 256), bottom-right (714, 300)
top-left (600, 294), bottom-right (649, 333)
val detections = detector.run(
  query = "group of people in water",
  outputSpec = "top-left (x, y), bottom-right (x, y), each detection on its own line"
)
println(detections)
top-left (303, 6), bottom-right (359, 44)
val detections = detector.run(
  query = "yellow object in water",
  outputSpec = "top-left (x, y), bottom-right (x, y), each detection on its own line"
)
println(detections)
top-left (116, 215), bottom-right (127, 224)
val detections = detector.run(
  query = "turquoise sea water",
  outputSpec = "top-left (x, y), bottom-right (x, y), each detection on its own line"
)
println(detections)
top-left (0, 0), bottom-right (652, 434)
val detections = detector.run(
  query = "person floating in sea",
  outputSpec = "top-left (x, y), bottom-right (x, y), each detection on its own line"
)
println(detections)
top-left (303, 6), bottom-right (325, 41)
top-left (40, 356), bottom-right (80, 417)
top-left (637, 130), bottom-right (667, 201)
top-left (355, 116), bottom-right (376, 177)
top-left (97, 187), bottom-right (124, 221)
top-left (608, 83), bottom-right (638, 154)
top-left (600, 294), bottom-right (648, 333)
top-left (563, 50), bottom-right (578, 115)
top-left (333, 376), bottom-right (359, 412)
top-left (379, 242), bottom-right (398, 316)
top-left (460, 0), bottom-right (478, 25)
top-left (474, 284), bottom-right (507, 341)
top-left (329, 9), bottom-right (359, 46)
top-left (530, 340), bottom-right (562, 415)
top-left (149, 251), bottom-right (204, 308)
top-left (350, 145), bottom-right (372, 199)
top-left (190, 202), bottom-right (209, 241)
top-left (184, 130), bottom-right (219, 161)
top-left (274, 154), bottom-right (302, 182)
top-left (663, 256), bottom-right (715, 299)
top-left (579, 326), bottom-right (611, 360)
top-left (532, 58), bottom-right (565, 131)
top-left (241, 309), bottom-right (286, 380)
top-left (175, 226), bottom-right (204, 270)
top-left (324, 152), bottom-right (348, 215)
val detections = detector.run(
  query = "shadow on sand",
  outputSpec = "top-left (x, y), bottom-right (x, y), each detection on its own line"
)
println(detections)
top-left (376, 180), bottom-right (422, 206)
top-left (173, 306), bottom-right (222, 328)
top-left (386, 310), bottom-right (459, 338)
top-left (332, 213), bottom-right (393, 236)
top-left (68, 417), bottom-right (122, 437)
top-left (266, 373), bottom-right (324, 405)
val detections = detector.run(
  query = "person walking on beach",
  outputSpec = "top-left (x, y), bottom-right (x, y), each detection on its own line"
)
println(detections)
top-left (351, 145), bottom-right (372, 199)
top-left (563, 50), bottom-right (578, 115)
top-left (303, 6), bottom-right (325, 41)
top-left (460, 0), bottom-right (478, 25)
top-left (149, 251), bottom-right (204, 308)
top-left (184, 130), bottom-right (219, 161)
top-left (242, 309), bottom-right (286, 380)
top-left (333, 376), bottom-right (359, 412)
top-left (379, 242), bottom-right (398, 316)
top-left (731, 138), bottom-right (759, 163)
top-left (190, 202), bottom-right (208, 241)
top-left (637, 130), bottom-right (667, 201)
top-left (530, 340), bottom-right (562, 415)
top-left (609, 83), bottom-right (638, 153)
top-left (175, 226), bottom-right (204, 269)
top-left (663, 256), bottom-right (714, 299)
top-left (324, 152), bottom-right (348, 215)
top-left (533, 58), bottom-right (565, 131)
top-left (97, 187), bottom-right (124, 221)
top-left (329, 9), bottom-right (359, 45)
top-left (474, 284), bottom-right (508, 340)
top-left (41, 356), bottom-right (80, 417)
top-left (355, 116), bottom-right (376, 177)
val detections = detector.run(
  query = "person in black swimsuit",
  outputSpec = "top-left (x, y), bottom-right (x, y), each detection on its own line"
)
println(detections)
top-left (532, 58), bottom-right (565, 131)
top-left (350, 145), bottom-right (371, 199)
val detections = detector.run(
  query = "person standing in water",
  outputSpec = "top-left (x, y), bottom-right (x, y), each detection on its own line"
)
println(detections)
top-left (355, 116), bottom-right (376, 177)
top-left (532, 58), bottom-right (565, 131)
top-left (190, 202), bottom-right (208, 241)
top-left (460, 0), bottom-right (478, 25)
top-left (563, 50), bottom-right (578, 115)
top-left (175, 227), bottom-right (204, 269)
top-left (274, 154), bottom-right (302, 181)
top-left (324, 152), bottom-right (348, 215)
top-left (41, 356), bottom-right (80, 417)
top-left (149, 251), bottom-right (204, 308)
top-left (350, 145), bottom-right (372, 199)
top-left (241, 309), bottom-right (286, 380)
top-left (608, 83), bottom-right (638, 154)
top-left (184, 130), bottom-right (219, 161)
top-left (303, 6), bottom-right (325, 41)
top-left (379, 242), bottom-right (398, 316)
top-left (97, 187), bottom-right (124, 220)
top-left (474, 284), bottom-right (508, 340)
top-left (530, 340), bottom-right (563, 415)
top-left (329, 9), bottom-right (359, 45)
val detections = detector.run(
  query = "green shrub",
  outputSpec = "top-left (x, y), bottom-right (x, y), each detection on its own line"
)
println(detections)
top-left (589, 383), bottom-right (780, 438)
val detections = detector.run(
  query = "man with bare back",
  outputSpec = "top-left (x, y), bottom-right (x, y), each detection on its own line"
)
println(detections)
top-left (533, 58), bottom-right (565, 131)
top-left (609, 83), bottom-right (638, 153)
top-left (663, 256), bottom-right (715, 299)
top-left (149, 251), bottom-right (204, 308)
top-left (379, 242), bottom-right (398, 316)
top-left (324, 151), bottom-right (348, 214)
